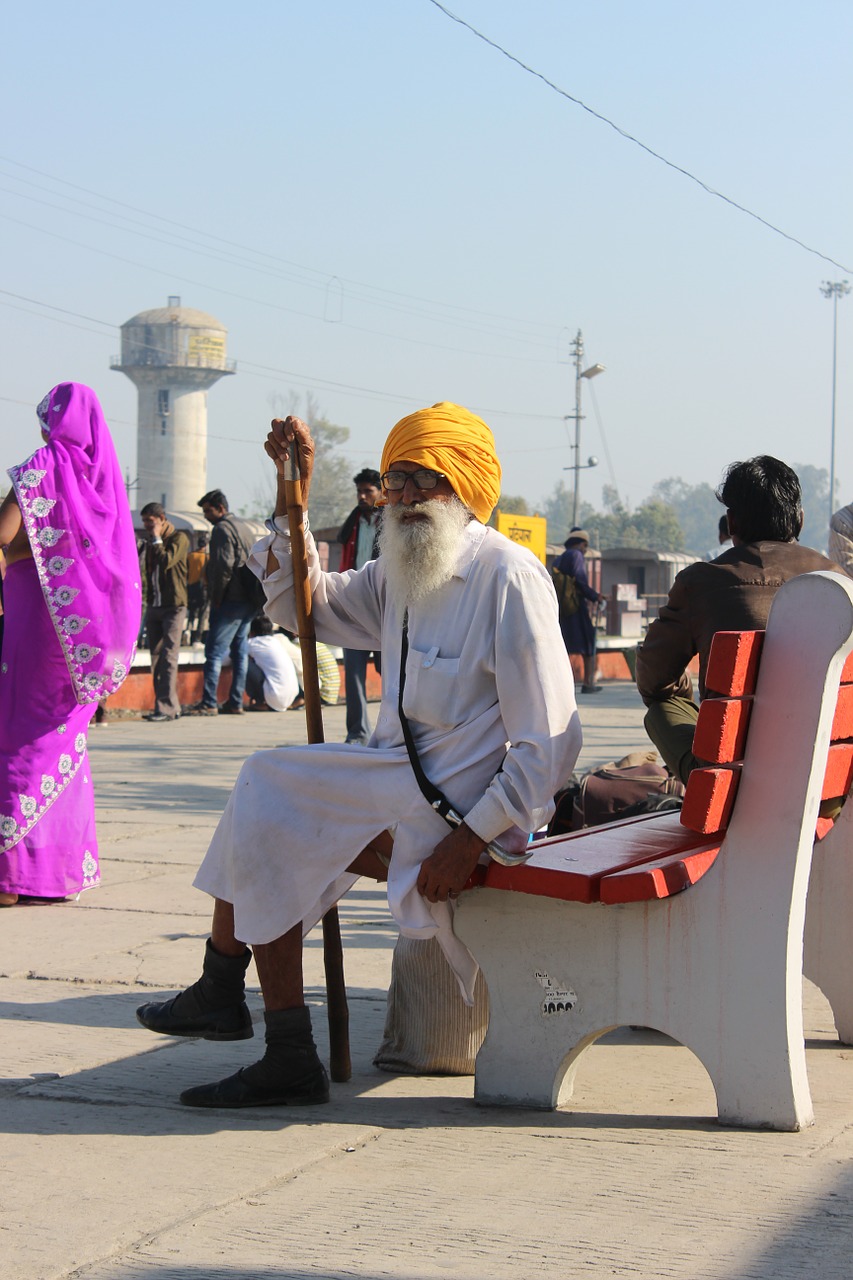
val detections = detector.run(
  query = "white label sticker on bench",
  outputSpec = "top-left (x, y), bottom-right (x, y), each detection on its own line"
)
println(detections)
top-left (535, 971), bottom-right (577, 1015)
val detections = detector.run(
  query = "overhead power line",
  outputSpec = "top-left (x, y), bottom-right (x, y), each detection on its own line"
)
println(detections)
top-left (427, 0), bottom-right (852, 274)
top-left (0, 288), bottom-right (566, 428)
top-left (0, 155), bottom-right (563, 340)
top-left (0, 202), bottom-right (561, 368)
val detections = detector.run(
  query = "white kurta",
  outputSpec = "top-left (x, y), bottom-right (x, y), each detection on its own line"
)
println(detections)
top-left (194, 518), bottom-right (581, 1000)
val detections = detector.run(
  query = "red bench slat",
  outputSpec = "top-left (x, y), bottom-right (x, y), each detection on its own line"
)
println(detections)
top-left (704, 631), bottom-right (763, 697)
top-left (831, 682), bottom-right (853, 740)
top-left (680, 766), bottom-right (740, 834)
top-left (822, 743), bottom-right (853, 800)
top-left (692, 697), bottom-right (752, 764)
top-left (599, 843), bottom-right (722, 904)
top-left (481, 813), bottom-right (711, 904)
top-left (842, 651), bottom-right (853, 684)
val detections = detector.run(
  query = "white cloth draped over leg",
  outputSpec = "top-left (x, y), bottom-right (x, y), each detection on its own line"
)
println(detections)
top-left (193, 741), bottom-right (482, 1003)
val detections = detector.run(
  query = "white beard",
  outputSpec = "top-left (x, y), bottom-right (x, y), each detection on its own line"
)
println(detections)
top-left (379, 496), bottom-right (472, 608)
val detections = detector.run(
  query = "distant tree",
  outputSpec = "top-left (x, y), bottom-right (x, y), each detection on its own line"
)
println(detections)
top-left (630, 499), bottom-right (685, 552)
top-left (242, 392), bottom-right (353, 532)
top-left (488, 493), bottom-right (532, 529)
top-left (585, 487), bottom-right (633, 548)
top-left (540, 480), bottom-right (572, 544)
top-left (651, 464), bottom-right (833, 557)
top-left (555, 486), bottom-right (684, 553)
top-left (651, 478), bottom-right (720, 557)
top-left (795, 463), bottom-right (831, 553)
top-left (495, 493), bottom-right (530, 516)
top-left (601, 484), bottom-right (621, 514)
top-left (539, 480), bottom-right (597, 545)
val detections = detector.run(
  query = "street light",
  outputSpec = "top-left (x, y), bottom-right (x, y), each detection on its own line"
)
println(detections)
top-left (564, 330), bottom-right (605, 526)
top-left (820, 280), bottom-right (850, 525)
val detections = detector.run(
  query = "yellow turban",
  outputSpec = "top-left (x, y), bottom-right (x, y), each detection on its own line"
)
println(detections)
top-left (380, 402), bottom-right (501, 525)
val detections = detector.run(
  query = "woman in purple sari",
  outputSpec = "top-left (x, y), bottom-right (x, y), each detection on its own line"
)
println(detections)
top-left (0, 383), bottom-right (140, 905)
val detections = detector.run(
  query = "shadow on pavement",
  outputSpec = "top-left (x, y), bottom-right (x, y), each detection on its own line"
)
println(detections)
top-left (2, 1032), bottom-right (725, 1140)
top-left (0, 985), bottom-right (389, 1030)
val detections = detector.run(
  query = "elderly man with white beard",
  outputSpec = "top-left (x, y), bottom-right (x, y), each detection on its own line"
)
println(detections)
top-left (136, 403), bottom-right (582, 1108)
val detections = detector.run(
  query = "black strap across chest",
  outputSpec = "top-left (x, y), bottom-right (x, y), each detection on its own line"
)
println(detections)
top-left (398, 614), bottom-right (455, 824)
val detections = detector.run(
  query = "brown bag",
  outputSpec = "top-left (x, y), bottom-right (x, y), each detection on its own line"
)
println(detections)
top-left (549, 750), bottom-right (685, 835)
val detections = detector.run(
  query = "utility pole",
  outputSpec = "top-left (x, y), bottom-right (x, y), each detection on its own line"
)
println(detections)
top-left (820, 280), bottom-right (850, 526)
top-left (564, 329), bottom-right (605, 527)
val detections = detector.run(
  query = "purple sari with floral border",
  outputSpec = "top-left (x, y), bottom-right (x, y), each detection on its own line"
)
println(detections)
top-left (0, 383), bottom-right (141, 897)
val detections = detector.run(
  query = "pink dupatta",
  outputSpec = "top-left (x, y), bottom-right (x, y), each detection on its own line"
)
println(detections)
top-left (9, 382), bottom-right (141, 701)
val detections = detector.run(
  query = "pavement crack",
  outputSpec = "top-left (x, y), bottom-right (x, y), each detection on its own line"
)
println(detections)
top-left (58, 1129), bottom-right (386, 1279)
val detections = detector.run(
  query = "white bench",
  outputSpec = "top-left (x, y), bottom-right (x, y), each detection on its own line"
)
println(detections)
top-left (455, 570), bottom-right (853, 1131)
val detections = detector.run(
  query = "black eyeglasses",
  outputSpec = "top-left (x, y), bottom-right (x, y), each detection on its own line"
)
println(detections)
top-left (381, 469), bottom-right (446, 492)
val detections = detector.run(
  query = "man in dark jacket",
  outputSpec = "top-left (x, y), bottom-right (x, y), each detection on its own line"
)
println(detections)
top-left (140, 502), bottom-right (190, 722)
top-left (337, 468), bottom-right (382, 743)
top-left (188, 489), bottom-right (258, 716)
top-left (637, 456), bottom-right (839, 782)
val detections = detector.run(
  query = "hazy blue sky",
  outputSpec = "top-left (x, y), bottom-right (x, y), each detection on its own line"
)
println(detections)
top-left (2, 1), bottom-right (851, 525)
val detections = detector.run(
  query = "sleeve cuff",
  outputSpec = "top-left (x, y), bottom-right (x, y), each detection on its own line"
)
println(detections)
top-left (463, 793), bottom-right (513, 844)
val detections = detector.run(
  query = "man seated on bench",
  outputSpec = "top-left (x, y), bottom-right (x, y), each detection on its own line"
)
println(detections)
top-left (136, 403), bottom-right (582, 1109)
top-left (637, 455), bottom-right (838, 783)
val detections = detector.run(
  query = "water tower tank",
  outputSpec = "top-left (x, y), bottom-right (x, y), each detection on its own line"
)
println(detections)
top-left (111, 296), bottom-right (235, 514)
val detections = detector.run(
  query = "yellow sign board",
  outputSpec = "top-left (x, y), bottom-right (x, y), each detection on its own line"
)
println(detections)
top-left (187, 332), bottom-right (226, 366)
top-left (495, 512), bottom-right (547, 564)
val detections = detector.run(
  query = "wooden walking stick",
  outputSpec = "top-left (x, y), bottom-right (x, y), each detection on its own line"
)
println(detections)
top-left (283, 437), bottom-right (352, 1083)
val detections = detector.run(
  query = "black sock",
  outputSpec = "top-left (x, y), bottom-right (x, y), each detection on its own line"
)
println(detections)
top-left (241, 1006), bottom-right (323, 1088)
top-left (171, 938), bottom-right (251, 1016)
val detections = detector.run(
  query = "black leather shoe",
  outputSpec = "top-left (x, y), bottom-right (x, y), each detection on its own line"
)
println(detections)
top-left (136, 995), bottom-right (253, 1041)
top-left (144, 712), bottom-right (179, 722)
top-left (180, 1063), bottom-right (330, 1108)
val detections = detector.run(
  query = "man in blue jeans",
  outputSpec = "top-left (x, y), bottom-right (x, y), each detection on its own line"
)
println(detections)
top-left (337, 468), bottom-right (382, 742)
top-left (187, 489), bottom-right (258, 716)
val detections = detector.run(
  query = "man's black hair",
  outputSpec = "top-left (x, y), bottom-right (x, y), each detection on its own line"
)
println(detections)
top-left (250, 614), bottom-right (274, 637)
top-left (198, 489), bottom-right (229, 511)
top-left (140, 501), bottom-right (166, 519)
top-left (716, 456), bottom-right (803, 544)
top-left (353, 468), bottom-right (381, 488)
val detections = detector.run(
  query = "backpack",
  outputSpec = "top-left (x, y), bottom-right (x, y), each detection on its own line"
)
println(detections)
top-left (547, 751), bottom-right (685, 835)
top-left (551, 565), bottom-right (580, 620)
top-left (221, 514), bottom-right (266, 611)
top-left (238, 561), bottom-right (267, 611)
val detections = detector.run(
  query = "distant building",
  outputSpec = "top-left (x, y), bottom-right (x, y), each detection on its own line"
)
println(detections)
top-left (112, 296), bottom-right (235, 515)
top-left (600, 547), bottom-right (695, 617)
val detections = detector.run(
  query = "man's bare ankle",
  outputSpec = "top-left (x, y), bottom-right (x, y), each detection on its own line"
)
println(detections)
top-left (210, 937), bottom-right (250, 959)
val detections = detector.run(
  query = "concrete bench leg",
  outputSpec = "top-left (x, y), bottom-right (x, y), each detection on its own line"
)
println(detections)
top-left (457, 893), bottom-right (619, 1109)
top-left (805, 802), bottom-right (853, 1045)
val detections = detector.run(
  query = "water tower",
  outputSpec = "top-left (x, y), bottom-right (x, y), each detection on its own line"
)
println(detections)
top-left (112, 297), bottom-right (235, 514)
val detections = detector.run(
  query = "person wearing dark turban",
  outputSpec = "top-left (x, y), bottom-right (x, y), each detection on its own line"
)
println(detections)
top-left (137, 404), bottom-right (581, 1110)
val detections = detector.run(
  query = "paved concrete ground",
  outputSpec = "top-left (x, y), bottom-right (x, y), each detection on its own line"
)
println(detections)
top-left (3, 688), bottom-right (853, 1279)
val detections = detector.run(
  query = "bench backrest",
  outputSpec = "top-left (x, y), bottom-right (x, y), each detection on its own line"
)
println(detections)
top-left (681, 615), bottom-right (853, 839)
